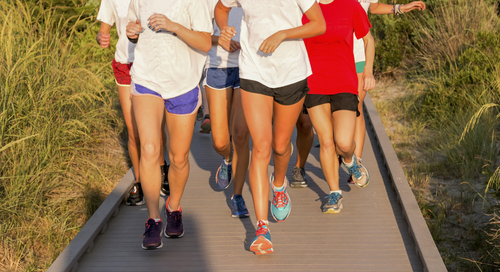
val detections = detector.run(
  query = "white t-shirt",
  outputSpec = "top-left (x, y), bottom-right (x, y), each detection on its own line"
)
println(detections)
top-left (128, 0), bottom-right (213, 99)
top-left (353, 0), bottom-right (377, 63)
top-left (97, 0), bottom-right (135, 64)
top-left (221, 0), bottom-right (315, 88)
top-left (206, 0), bottom-right (243, 68)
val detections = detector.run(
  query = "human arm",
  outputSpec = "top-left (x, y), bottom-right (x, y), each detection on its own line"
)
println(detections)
top-left (96, 23), bottom-right (112, 48)
top-left (212, 35), bottom-right (241, 52)
top-left (214, 1), bottom-right (235, 52)
top-left (362, 31), bottom-right (375, 91)
top-left (369, 1), bottom-right (426, 15)
top-left (259, 2), bottom-right (326, 54)
top-left (148, 14), bottom-right (212, 53)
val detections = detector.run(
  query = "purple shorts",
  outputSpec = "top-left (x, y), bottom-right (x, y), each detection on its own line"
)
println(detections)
top-left (132, 84), bottom-right (201, 115)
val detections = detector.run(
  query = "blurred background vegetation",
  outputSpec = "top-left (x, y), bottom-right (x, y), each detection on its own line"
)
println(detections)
top-left (0, 0), bottom-right (499, 271)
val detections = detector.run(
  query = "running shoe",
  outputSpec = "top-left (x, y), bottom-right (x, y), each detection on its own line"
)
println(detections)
top-left (313, 138), bottom-right (320, 147)
top-left (343, 155), bottom-right (370, 188)
top-left (323, 192), bottom-right (343, 214)
top-left (199, 115), bottom-right (211, 134)
top-left (164, 197), bottom-right (184, 238)
top-left (216, 158), bottom-right (232, 189)
top-left (161, 163), bottom-right (170, 196)
top-left (231, 194), bottom-right (250, 218)
top-left (142, 218), bottom-right (163, 250)
top-left (270, 173), bottom-right (291, 222)
top-left (250, 220), bottom-right (273, 255)
top-left (125, 182), bottom-right (145, 206)
top-left (290, 167), bottom-right (307, 188)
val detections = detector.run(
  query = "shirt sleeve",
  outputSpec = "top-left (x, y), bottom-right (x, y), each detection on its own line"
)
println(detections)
top-left (96, 0), bottom-right (115, 26)
top-left (127, 0), bottom-right (138, 23)
top-left (208, 0), bottom-right (218, 19)
top-left (370, 0), bottom-right (378, 3)
top-left (187, 0), bottom-right (214, 34)
top-left (353, 2), bottom-right (371, 39)
top-left (221, 0), bottom-right (238, 8)
top-left (296, 0), bottom-right (316, 13)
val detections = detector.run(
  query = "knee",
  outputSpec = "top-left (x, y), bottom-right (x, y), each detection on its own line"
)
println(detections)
top-left (169, 152), bottom-right (189, 170)
top-left (212, 137), bottom-right (230, 153)
top-left (320, 139), bottom-right (336, 152)
top-left (297, 121), bottom-right (313, 135)
top-left (141, 142), bottom-right (160, 161)
top-left (232, 125), bottom-right (249, 146)
top-left (335, 140), bottom-right (353, 154)
top-left (252, 142), bottom-right (272, 161)
top-left (272, 140), bottom-right (290, 157)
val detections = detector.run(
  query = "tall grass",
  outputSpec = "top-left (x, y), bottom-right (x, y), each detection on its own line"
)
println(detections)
top-left (0, 1), bottom-right (126, 271)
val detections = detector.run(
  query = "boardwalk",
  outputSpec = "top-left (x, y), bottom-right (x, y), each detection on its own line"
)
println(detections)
top-left (48, 94), bottom-right (446, 272)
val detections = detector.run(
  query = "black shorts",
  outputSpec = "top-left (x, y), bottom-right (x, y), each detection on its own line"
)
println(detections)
top-left (304, 93), bottom-right (360, 117)
top-left (240, 78), bottom-right (309, 106)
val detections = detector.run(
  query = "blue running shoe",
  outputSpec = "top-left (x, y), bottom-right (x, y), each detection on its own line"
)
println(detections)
top-left (142, 218), bottom-right (163, 250)
top-left (231, 194), bottom-right (249, 218)
top-left (323, 192), bottom-right (343, 214)
top-left (216, 158), bottom-right (232, 189)
top-left (343, 154), bottom-right (369, 188)
top-left (270, 173), bottom-right (291, 222)
top-left (250, 220), bottom-right (273, 255)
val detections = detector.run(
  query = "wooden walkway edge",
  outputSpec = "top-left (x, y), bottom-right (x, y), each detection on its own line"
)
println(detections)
top-left (47, 94), bottom-right (446, 272)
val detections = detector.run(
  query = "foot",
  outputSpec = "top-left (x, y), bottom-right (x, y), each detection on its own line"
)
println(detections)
top-left (323, 192), bottom-right (343, 214)
top-left (125, 183), bottom-right (145, 206)
top-left (164, 197), bottom-right (184, 238)
top-left (343, 155), bottom-right (370, 188)
top-left (216, 158), bottom-right (232, 189)
top-left (250, 220), bottom-right (273, 255)
top-left (270, 173), bottom-right (291, 222)
top-left (199, 115), bottom-right (211, 134)
top-left (161, 163), bottom-right (170, 196)
top-left (142, 218), bottom-right (163, 250)
top-left (290, 167), bottom-right (307, 188)
top-left (231, 194), bottom-right (250, 218)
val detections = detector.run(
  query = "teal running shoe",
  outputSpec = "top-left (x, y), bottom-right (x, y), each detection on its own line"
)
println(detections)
top-left (270, 173), bottom-right (291, 222)
top-left (323, 192), bottom-right (343, 214)
top-left (250, 220), bottom-right (273, 255)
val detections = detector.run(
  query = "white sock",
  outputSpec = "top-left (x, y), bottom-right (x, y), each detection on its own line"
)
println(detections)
top-left (343, 156), bottom-right (354, 167)
top-left (168, 204), bottom-right (180, 212)
top-left (330, 190), bottom-right (342, 195)
top-left (154, 218), bottom-right (161, 222)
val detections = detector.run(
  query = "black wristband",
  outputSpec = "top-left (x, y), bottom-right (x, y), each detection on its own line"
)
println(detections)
top-left (128, 36), bottom-right (138, 44)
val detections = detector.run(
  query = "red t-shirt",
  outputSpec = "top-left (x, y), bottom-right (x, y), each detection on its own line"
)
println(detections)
top-left (303, 0), bottom-right (371, 95)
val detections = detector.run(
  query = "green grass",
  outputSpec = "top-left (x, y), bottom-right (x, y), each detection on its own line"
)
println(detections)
top-left (0, 1), bottom-right (127, 271)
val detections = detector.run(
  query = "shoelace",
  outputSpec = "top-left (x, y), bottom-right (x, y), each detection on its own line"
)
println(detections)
top-left (348, 162), bottom-right (363, 179)
top-left (292, 169), bottom-right (302, 181)
top-left (143, 221), bottom-right (158, 237)
top-left (256, 221), bottom-right (269, 236)
top-left (272, 190), bottom-right (289, 208)
top-left (325, 193), bottom-right (341, 205)
top-left (169, 212), bottom-right (182, 228)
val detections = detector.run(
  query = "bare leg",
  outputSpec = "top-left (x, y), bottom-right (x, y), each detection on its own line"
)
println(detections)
top-left (272, 99), bottom-right (305, 187)
top-left (231, 88), bottom-right (250, 196)
top-left (307, 104), bottom-right (339, 191)
top-left (333, 110), bottom-right (357, 164)
top-left (165, 109), bottom-right (197, 211)
top-left (132, 95), bottom-right (165, 219)
top-left (117, 85), bottom-right (141, 183)
top-left (354, 73), bottom-right (366, 159)
top-left (294, 112), bottom-right (314, 168)
top-left (205, 86), bottom-right (233, 160)
top-left (240, 90), bottom-right (273, 221)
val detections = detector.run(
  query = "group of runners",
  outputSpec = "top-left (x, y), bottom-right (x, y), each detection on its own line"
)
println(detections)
top-left (96, 0), bottom-right (425, 255)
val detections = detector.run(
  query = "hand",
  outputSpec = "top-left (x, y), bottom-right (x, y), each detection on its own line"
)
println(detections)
top-left (362, 72), bottom-right (375, 91)
top-left (219, 26), bottom-right (236, 51)
top-left (228, 40), bottom-right (241, 53)
top-left (126, 20), bottom-right (143, 39)
top-left (96, 32), bottom-right (110, 48)
top-left (259, 31), bottom-right (286, 54)
top-left (401, 1), bottom-right (426, 12)
top-left (148, 14), bottom-right (178, 33)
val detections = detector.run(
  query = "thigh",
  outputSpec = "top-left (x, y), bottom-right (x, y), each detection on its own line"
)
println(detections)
top-left (132, 95), bottom-right (165, 146)
top-left (240, 90), bottom-right (273, 148)
top-left (165, 110), bottom-right (197, 159)
top-left (272, 97), bottom-right (305, 148)
top-left (306, 103), bottom-right (334, 143)
top-left (232, 88), bottom-right (248, 133)
top-left (332, 110), bottom-right (357, 144)
top-left (206, 86), bottom-right (233, 134)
